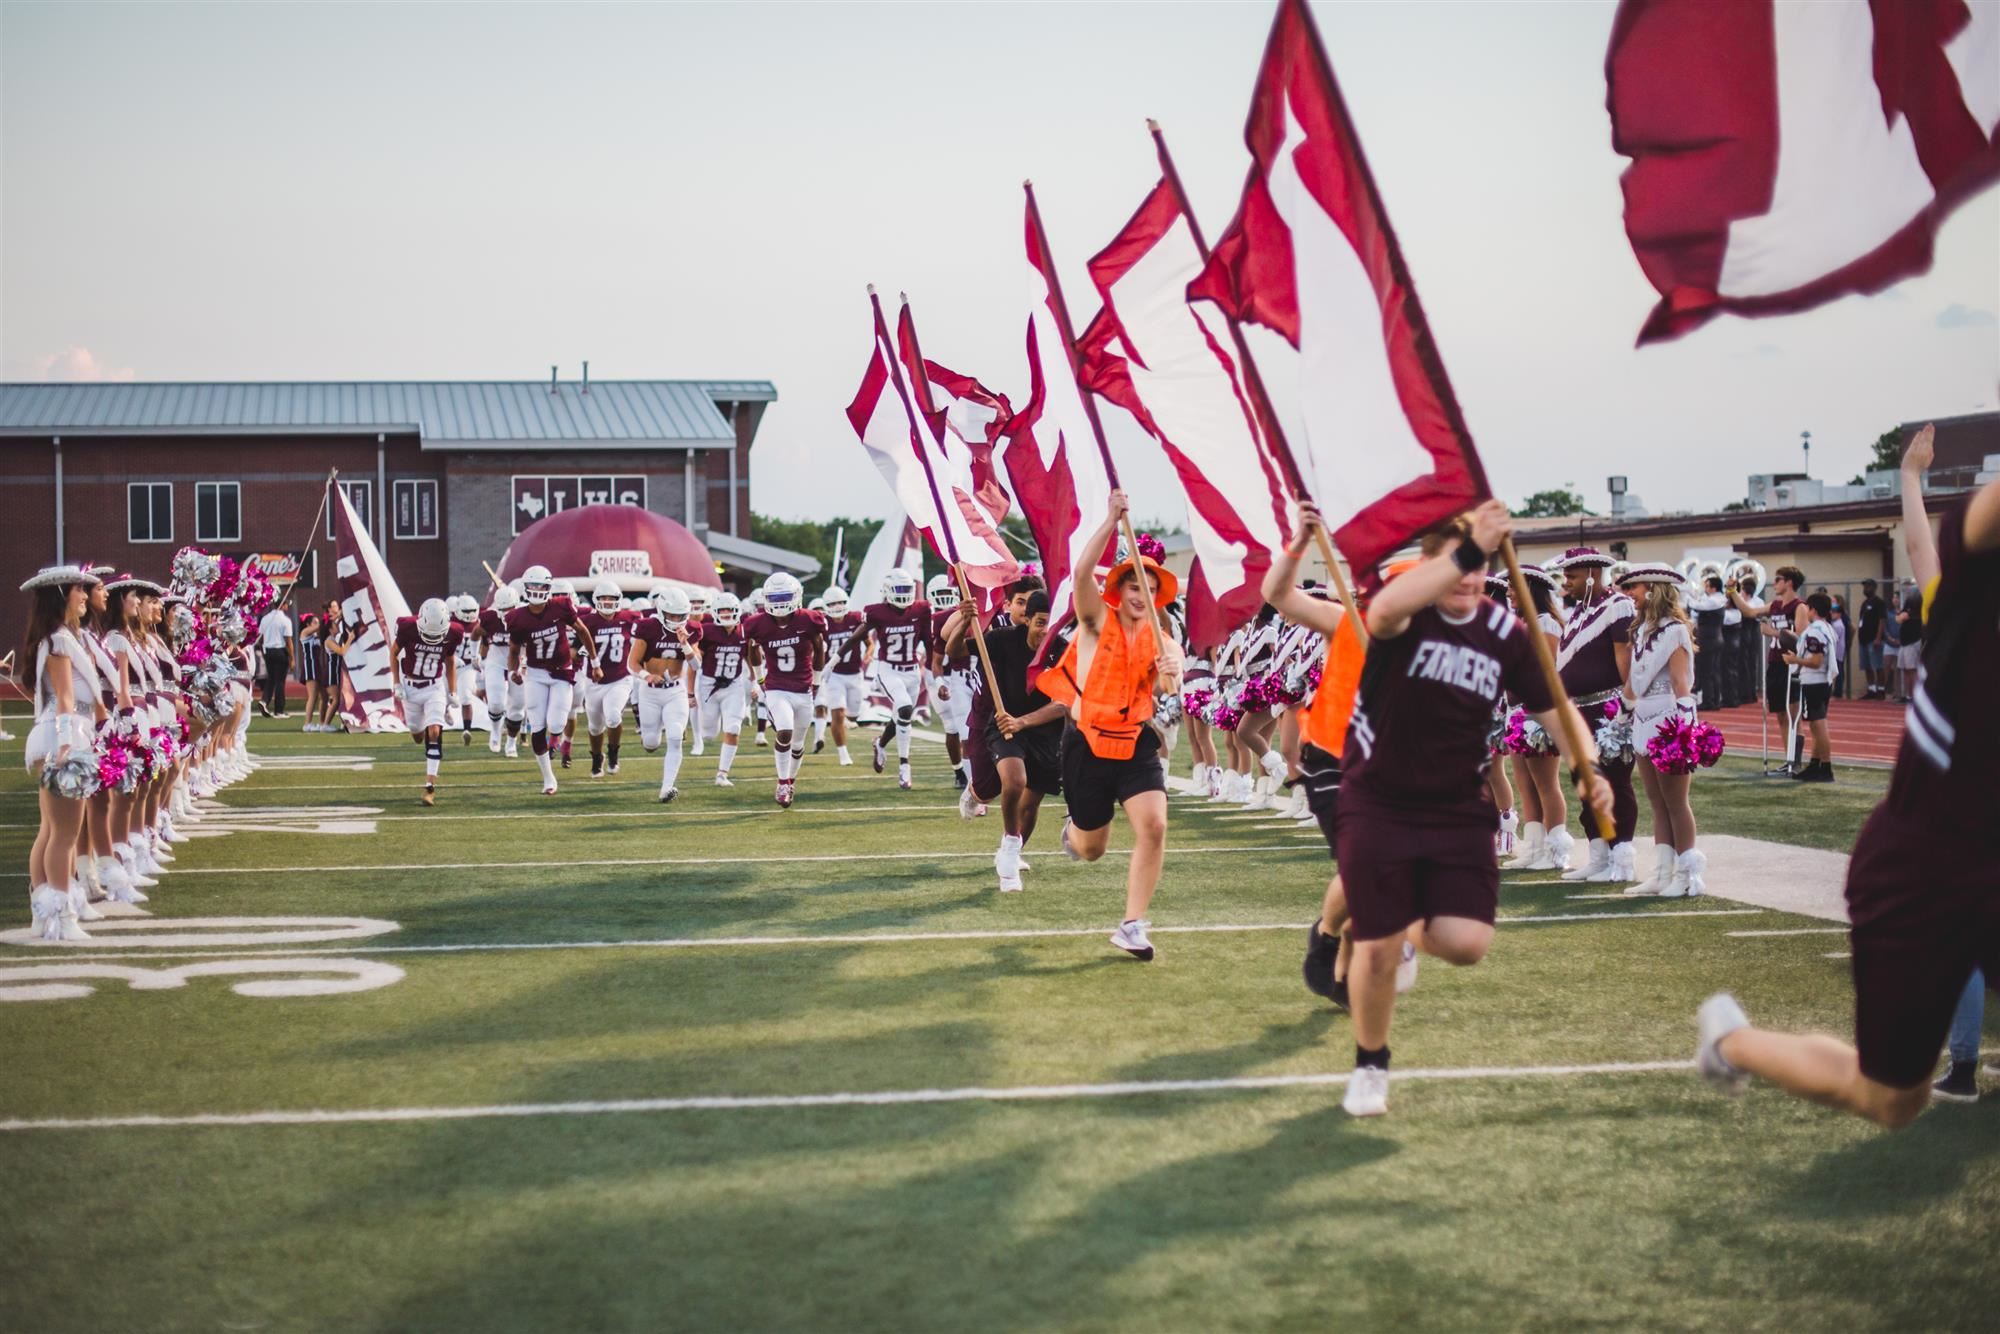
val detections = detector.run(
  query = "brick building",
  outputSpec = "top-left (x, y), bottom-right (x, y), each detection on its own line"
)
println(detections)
top-left (0, 376), bottom-right (812, 641)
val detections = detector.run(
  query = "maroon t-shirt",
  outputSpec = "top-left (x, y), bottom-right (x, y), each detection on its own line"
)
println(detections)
top-left (865, 601), bottom-right (932, 668)
top-left (932, 606), bottom-right (973, 672)
top-left (744, 610), bottom-right (826, 694)
top-left (1764, 595), bottom-right (1802, 663)
top-left (507, 597), bottom-right (584, 673)
top-left (1343, 599), bottom-right (1554, 823)
top-left (697, 622), bottom-right (748, 683)
top-left (1557, 593), bottom-right (1633, 698)
top-left (579, 609), bottom-right (636, 684)
top-left (823, 610), bottom-right (867, 676)
top-left (394, 619), bottom-right (464, 684)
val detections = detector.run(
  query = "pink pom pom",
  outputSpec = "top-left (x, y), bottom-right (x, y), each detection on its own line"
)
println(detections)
top-left (1602, 697), bottom-right (1620, 719)
top-left (1136, 532), bottom-right (1166, 562)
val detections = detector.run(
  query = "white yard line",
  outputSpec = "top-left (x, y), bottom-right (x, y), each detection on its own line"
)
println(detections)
top-left (0, 1058), bottom-right (1698, 1132)
top-left (0, 801), bottom-right (970, 832)
top-left (1727, 927), bottom-right (1848, 938)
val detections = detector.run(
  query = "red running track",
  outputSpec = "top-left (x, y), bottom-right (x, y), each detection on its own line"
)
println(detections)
top-left (1703, 697), bottom-right (1907, 767)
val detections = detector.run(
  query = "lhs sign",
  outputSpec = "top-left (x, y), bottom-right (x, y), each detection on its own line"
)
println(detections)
top-left (589, 550), bottom-right (653, 579)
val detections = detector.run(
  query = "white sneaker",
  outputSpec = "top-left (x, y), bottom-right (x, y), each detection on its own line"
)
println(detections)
top-left (898, 764), bottom-right (912, 791)
top-left (692, 738), bottom-right (706, 756)
top-left (755, 732), bottom-right (768, 747)
top-left (1109, 919), bottom-right (1155, 961)
top-left (1696, 993), bottom-right (1750, 1093)
top-left (1563, 838), bottom-right (1609, 881)
top-left (504, 738), bottom-right (520, 759)
top-left (488, 730), bottom-right (503, 753)
top-left (995, 835), bottom-right (1021, 880)
top-left (1343, 1066), bottom-right (1389, 1117)
top-left (1395, 939), bottom-right (1419, 994)
top-left (998, 871), bottom-right (1023, 893)
top-left (838, 747), bottom-right (853, 766)
top-left (959, 784), bottom-right (981, 820)
top-left (714, 773), bottom-right (734, 788)
top-left (1625, 845), bottom-right (1677, 896)
top-left (1060, 818), bottom-right (1082, 862)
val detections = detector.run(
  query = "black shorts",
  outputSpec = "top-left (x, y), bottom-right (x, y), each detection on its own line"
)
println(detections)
top-left (1799, 682), bottom-right (1831, 722)
top-left (987, 722), bottom-right (1062, 796)
top-left (1846, 808), bottom-right (2000, 1089)
top-left (1299, 742), bottom-right (1342, 856)
top-left (1334, 800), bottom-right (1498, 941)
top-left (1765, 659), bottom-right (1792, 713)
top-left (1060, 725), bottom-right (1164, 833)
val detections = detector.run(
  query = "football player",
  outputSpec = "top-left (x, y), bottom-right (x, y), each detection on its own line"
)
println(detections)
top-left (929, 573), bottom-right (977, 792)
top-left (816, 586), bottom-right (868, 766)
top-left (479, 584), bottom-right (525, 758)
top-left (506, 566), bottom-right (589, 795)
top-left (448, 594), bottom-right (483, 744)
top-left (388, 597), bottom-right (463, 807)
top-left (579, 579), bottom-right (638, 777)
top-left (628, 584), bottom-right (697, 801)
top-left (743, 589), bottom-right (771, 748)
top-left (695, 591), bottom-right (750, 787)
top-left (685, 590), bottom-right (710, 755)
top-left (864, 567), bottom-right (930, 789)
top-left (743, 572), bottom-right (827, 808)
top-left (550, 579), bottom-right (584, 769)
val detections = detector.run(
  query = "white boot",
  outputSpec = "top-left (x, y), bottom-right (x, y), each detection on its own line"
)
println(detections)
top-left (1191, 762), bottom-right (1209, 793)
top-left (1664, 848), bottom-right (1707, 899)
top-left (124, 839), bottom-right (161, 885)
top-left (1288, 787), bottom-right (1311, 820)
top-left (1543, 827), bottom-right (1576, 875)
top-left (1506, 822), bottom-right (1545, 869)
top-left (1589, 841), bottom-right (1636, 883)
top-left (1563, 837), bottom-right (1609, 881)
top-left (1624, 844), bottom-right (1677, 896)
top-left (160, 813), bottom-right (188, 844)
top-left (150, 829), bottom-right (175, 864)
top-left (69, 880), bottom-right (104, 923)
top-left (31, 885), bottom-right (88, 942)
top-left (100, 854), bottom-right (146, 903)
top-left (1259, 750), bottom-right (1288, 785)
top-left (78, 854), bottom-right (103, 901)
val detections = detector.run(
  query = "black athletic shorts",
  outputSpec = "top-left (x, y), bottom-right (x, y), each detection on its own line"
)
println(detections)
top-left (1800, 682), bottom-right (1831, 722)
top-left (1299, 741), bottom-right (1342, 856)
top-left (1334, 797), bottom-right (1497, 941)
top-left (1766, 659), bottom-right (1793, 714)
top-left (1060, 724), bottom-right (1164, 833)
top-left (987, 721), bottom-right (1062, 796)
top-left (1846, 808), bottom-right (2000, 1089)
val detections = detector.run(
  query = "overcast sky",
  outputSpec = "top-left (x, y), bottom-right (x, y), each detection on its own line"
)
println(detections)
top-left (3, 1), bottom-right (1995, 524)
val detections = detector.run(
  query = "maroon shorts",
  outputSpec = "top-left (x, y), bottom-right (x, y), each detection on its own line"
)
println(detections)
top-left (1846, 807), bottom-right (2000, 1089)
top-left (1334, 801), bottom-right (1498, 941)
top-left (967, 715), bottom-right (1000, 801)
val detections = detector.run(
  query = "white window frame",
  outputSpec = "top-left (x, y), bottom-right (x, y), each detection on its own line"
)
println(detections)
top-left (195, 481), bottom-right (242, 544)
top-left (327, 479), bottom-right (373, 539)
top-left (392, 478), bottom-right (439, 541)
top-left (128, 482), bottom-right (174, 544)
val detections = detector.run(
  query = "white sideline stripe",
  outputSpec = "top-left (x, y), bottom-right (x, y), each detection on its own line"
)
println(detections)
top-left (0, 1058), bottom-right (1698, 1132)
top-left (1727, 928), bottom-right (1848, 938)
top-left (0, 801), bottom-right (972, 831)
top-left (140, 845), bottom-right (1321, 875)
top-left (14, 909), bottom-right (1765, 963)
top-left (1823, 952), bottom-right (1852, 960)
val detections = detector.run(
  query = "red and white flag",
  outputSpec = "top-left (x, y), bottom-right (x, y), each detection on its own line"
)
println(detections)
top-left (1609, 0), bottom-right (2000, 343)
top-left (846, 299), bottom-right (1018, 588)
top-left (1001, 203), bottom-right (1115, 618)
top-left (895, 305), bottom-right (1021, 579)
top-left (1080, 179), bottom-right (1292, 638)
top-left (329, 480), bottom-right (410, 733)
top-left (1190, 0), bottom-right (1489, 573)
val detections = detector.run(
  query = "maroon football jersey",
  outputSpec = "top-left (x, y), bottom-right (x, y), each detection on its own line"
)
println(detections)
top-left (1764, 594), bottom-right (1802, 664)
top-left (631, 616), bottom-right (694, 677)
top-left (697, 622), bottom-right (748, 683)
top-left (744, 610), bottom-right (826, 693)
top-left (394, 619), bottom-right (463, 684)
top-left (507, 597), bottom-right (584, 673)
top-left (477, 607), bottom-right (510, 652)
top-left (579, 608), bottom-right (636, 684)
top-left (932, 606), bottom-right (973, 672)
top-left (823, 610), bottom-right (867, 676)
top-left (1557, 593), bottom-right (1633, 697)
top-left (865, 600), bottom-right (932, 668)
top-left (1343, 599), bottom-right (1553, 823)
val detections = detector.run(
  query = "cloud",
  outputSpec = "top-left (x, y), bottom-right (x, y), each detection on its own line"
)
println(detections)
top-left (1935, 303), bottom-right (1998, 330)
top-left (29, 346), bottom-right (137, 381)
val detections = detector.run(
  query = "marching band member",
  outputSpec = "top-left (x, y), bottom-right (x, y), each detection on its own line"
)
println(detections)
top-left (1553, 548), bottom-right (1639, 883)
top-left (1617, 565), bottom-right (1705, 896)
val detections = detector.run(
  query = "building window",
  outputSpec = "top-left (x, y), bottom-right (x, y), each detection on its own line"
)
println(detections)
top-left (327, 480), bottom-right (373, 539)
top-left (195, 482), bottom-right (242, 544)
top-left (128, 482), bottom-right (173, 543)
top-left (512, 474), bottom-right (646, 535)
top-left (393, 479), bottom-right (439, 540)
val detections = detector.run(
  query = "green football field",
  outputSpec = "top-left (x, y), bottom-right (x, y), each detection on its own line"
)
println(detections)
top-left (1, 717), bottom-right (1994, 1332)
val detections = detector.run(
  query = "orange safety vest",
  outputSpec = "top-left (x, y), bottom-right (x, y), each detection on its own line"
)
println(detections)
top-left (1048, 611), bottom-right (1159, 760)
top-left (1298, 604), bottom-right (1366, 757)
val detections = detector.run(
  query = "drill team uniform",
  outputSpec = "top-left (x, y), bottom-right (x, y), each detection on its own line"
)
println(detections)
top-left (579, 608), bottom-right (638, 735)
top-left (479, 607), bottom-right (524, 724)
top-left (631, 615), bottom-right (694, 750)
top-left (1558, 590), bottom-right (1639, 846)
top-left (1338, 599), bottom-right (1553, 940)
top-left (931, 606), bottom-right (977, 736)
top-left (1043, 612), bottom-right (1167, 833)
top-left (743, 611), bottom-right (827, 733)
top-left (695, 622), bottom-right (751, 738)
top-left (817, 610), bottom-right (869, 716)
top-left (506, 596), bottom-right (586, 734)
top-left (393, 619), bottom-right (464, 731)
top-left (865, 600), bottom-right (932, 711)
top-left (1843, 500), bottom-right (1999, 1089)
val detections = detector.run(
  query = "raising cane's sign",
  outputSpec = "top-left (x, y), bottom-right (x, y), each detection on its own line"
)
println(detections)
top-left (233, 552), bottom-right (310, 586)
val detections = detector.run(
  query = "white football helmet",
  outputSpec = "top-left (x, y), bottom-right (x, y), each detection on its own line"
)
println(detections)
top-left (449, 594), bottom-right (478, 623)
top-left (927, 574), bottom-right (961, 611)
top-left (688, 589), bottom-right (710, 618)
top-left (764, 572), bottom-right (803, 618)
top-left (823, 587), bottom-right (849, 617)
top-left (711, 592), bottom-right (742, 627)
top-left (652, 584), bottom-right (691, 625)
top-left (551, 578), bottom-right (576, 602)
top-left (592, 578), bottom-right (622, 614)
top-left (745, 589), bottom-right (767, 614)
top-left (491, 584), bottom-right (521, 613)
top-left (884, 567), bottom-right (918, 609)
top-left (416, 597), bottom-right (451, 643)
top-left (521, 565), bottom-right (553, 606)
top-left (809, 596), bottom-right (825, 614)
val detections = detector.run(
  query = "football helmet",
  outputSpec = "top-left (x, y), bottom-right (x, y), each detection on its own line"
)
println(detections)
top-left (927, 574), bottom-right (961, 611)
top-left (593, 578), bottom-right (623, 614)
top-left (809, 597), bottom-right (825, 614)
top-left (744, 590), bottom-right (767, 615)
top-left (491, 584), bottom-right (521, 613)
top-left (823, 587), bottom-right (849, 617)
top-left (764, 572), bottom-right (803, 618)
top-left (652, 584), bottom-right (692, 625)
top-left (416, 597), bottom-right (451, 643)
top-left (449, 594), bottom-right (478, 623)
top-left (521, 566), bottom-right (553, 606)
top-left (711, 592), bottom-right (742, 627)
top-left (551, 578), bottom-right (576, 603)
top-left (884, 567), bottom-right (918, 609)
top-left (687, 589), bottom-right (710, 618)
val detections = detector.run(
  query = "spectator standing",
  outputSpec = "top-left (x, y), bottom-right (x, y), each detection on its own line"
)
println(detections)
top-left (257, 600), bottom-right (294, 717)
top-left (1856, 579), bottom-right (1887, 699)
top-left (1783, 594), bottom-right (1839, 782)
top-left (1896, 582), bottom-right (1924, 703)
top-left (1823, 592), bottom-right (1849, 699)
top-left (296, 613), bottom-right (327, 732)
top-left (323, 599), bottom-right (353, 732)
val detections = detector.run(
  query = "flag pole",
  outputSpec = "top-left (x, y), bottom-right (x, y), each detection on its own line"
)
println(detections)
top-left (871, 286), bottom-right (1004, 706)
top-left (1147, 119), bottom-right (1367, 648)
top-left (1499, 535), bottom-right (1610, 839)
top-left (273, 468), bottom-right (339, 615)
top-left (481, 560), bottom-right (507, 590)
top-left (1022, 180), bottom-right (1169, 648)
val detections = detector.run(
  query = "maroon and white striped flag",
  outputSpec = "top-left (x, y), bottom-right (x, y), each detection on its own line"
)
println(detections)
top-left (1609, 0), bottom-right (2000, 343)
top-left (895, 304), bottom-right (1021, 581)
top-left (1190, 0), bottom-right (1489, 573)
top-left (329, 480), bottom-right (410, 733)
top-left (1079, 179), bottom-right (1292, 638)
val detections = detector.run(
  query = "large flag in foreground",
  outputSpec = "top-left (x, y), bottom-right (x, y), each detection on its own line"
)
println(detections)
top-left (1608, 0), bottom-right (2000, 344)
top-left (1002, 203), bottom-right (1115, 617)
top-left (1081, 179), bottom-right (1291, 637)
top-left (330, 481), bottom-right (410, 733)
top-left (895, 304), bottom-right (1021, 582)
top-left (1190, 0), bottom-right (1489, 572)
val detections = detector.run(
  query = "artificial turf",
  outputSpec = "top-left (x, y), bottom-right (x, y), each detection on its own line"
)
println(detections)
top-left (0, 717), bottom-right (1993, 1332)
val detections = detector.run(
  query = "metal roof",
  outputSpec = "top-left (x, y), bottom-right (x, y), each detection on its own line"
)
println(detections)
top-left (0, 380), bottom-right (778, 450)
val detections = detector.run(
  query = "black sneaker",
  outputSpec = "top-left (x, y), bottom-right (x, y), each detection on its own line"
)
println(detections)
top-left (1802, 761), bottom-right (1835, 784)
top-left (1303, 924), bottom-right (1347, 1008)
top-left (813, 737), bottom-right (825, 754)
top-left (590, 755), bottom-right (603, 777)
top-left (954, 769), bottom-right (969, 792)
top-left (1934, 1060), bottom-right (1980, 1103)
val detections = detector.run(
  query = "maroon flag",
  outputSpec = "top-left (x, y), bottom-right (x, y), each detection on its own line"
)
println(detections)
top-left (1190, 0), bottom-right (1489, 572)
top-left (329, 480), bottom-right (410, 733)
top-left (894, 305), bottom-right (1020, 582)
top-left (1608, 0), bottom-right (2000, 344)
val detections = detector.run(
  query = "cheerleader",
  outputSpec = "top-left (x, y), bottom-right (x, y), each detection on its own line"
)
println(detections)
top-left (1270, 605), bottom-right (1329, 821)
top-left (90, 575), bottom-right (163, 900)
top-left (1618, 565), bottom-right (1705, 897)
top-left (1180, 629), bottom-right (1220, 797)
top-left (1502, 566), bottom-right (1570, 871)
top-left (71, 566), bottom-right (124, 916)
top-left (20, 564), bottom-right (106, 941)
